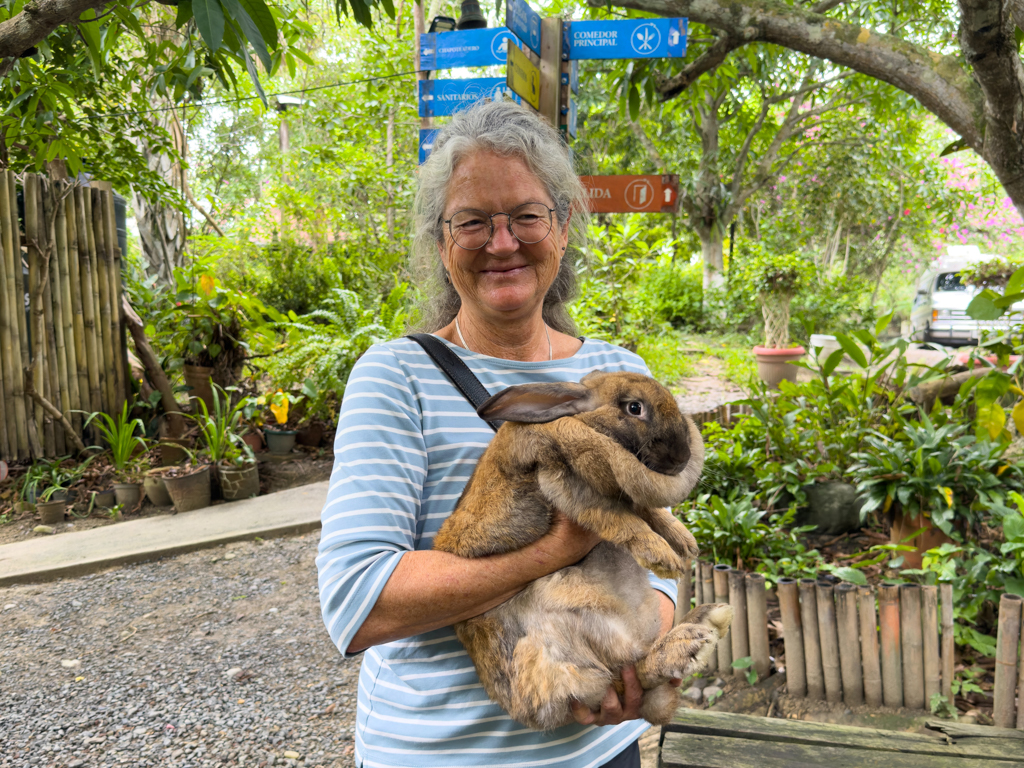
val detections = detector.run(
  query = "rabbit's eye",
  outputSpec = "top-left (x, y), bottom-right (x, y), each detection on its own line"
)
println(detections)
top-left (626, 401), bottom-right (644, 417)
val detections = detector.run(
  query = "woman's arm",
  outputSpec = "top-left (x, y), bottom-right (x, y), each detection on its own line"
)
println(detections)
top-left (348, 514), bottom-right (601, 653)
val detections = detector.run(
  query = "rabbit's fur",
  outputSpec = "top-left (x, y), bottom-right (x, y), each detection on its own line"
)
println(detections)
top-left (433, 371), bottom-right (733, 730)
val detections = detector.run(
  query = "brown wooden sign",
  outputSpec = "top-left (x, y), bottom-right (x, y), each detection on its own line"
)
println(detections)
top-left (580, 174), bottom-right (679, 213)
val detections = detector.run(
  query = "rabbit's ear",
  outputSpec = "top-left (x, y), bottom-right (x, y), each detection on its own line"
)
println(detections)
top-left (478, 382), bottom-right (598, 423)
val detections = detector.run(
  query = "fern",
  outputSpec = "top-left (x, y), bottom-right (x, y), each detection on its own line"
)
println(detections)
top-left (267, 285), bottom-right (411, 421)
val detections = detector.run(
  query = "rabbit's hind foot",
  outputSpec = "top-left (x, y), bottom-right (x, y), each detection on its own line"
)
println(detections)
top-left (507, 634), bottom-right (612, 731)
top-left (639, 683), bottom-right (681, 725)
top-left (636, 603), bottom-right (734, 687)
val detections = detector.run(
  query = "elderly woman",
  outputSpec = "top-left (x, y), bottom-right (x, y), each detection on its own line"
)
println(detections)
top-left (317, 100), bottom-right (679, 768)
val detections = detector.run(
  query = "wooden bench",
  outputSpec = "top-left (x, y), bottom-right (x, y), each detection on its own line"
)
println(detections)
top-left (660, 709), bottom-right (1024, 768)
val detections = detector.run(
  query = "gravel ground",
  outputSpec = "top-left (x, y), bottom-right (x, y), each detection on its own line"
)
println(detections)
top-left (0, 531), bottom-right (359, 768)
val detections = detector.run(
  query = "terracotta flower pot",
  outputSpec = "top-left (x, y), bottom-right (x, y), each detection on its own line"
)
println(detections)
top-left (265, 429), bottom-right (298, 455)
top-left (114, 482), bottom-right (143, 509)
top-left (753, 345), bottom-right (806, 389)
top-left (162, 466), bottom-right (211, 513)
top-left (220, 463), bottom-right (260, 501)
top-left (183, 364), bottom-right (215, 415)
top-left (242, 431), bottom-right (264, 452)
top-left (36, 499), bottom-right (66, 525)
top-left (143, 471), bottom-right (173, 507)
top-left (890, 509), bottom-right (953, 569)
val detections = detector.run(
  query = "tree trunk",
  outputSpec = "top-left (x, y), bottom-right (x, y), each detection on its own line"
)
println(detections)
top-left (133, 108), bottom-right (186, 286)
top-left (700, 228), bottom-right (726, 292)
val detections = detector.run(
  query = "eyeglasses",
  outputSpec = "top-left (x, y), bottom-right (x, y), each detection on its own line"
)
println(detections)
top-left (443, 202), bottom-right (555, 250)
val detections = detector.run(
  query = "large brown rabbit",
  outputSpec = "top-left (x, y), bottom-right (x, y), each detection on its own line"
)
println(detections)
top-left (433, 371), bottom-right (733, 731)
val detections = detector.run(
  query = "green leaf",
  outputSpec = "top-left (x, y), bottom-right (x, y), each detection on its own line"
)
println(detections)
top-left (832, 567), bottom-right (868, 586)
top-left (874, 310), bottom-right (894, 338)
top-left (731, 656), bottom-right (754, 669)
top-left (222, 0), bottom-right (272, 71)
top-left (237, 0), bottom-right (278, 46)
top-left (966, 290), bottom-right (1004, 321)
top-left (1007, 266), bottom-right (1024, 296)
top-left (835, 333), bottom-right (867, 369)
top-left (193, 0), bottom-right (226, 51)
top-left (821, 348), bottom-right (845, 377)
top-left (175, 0), bottom-right (194, 28)
top-left (240, 45), bottom-right (268, 106)
top-left (993, 291), bottom-right (1024, 308)
top-left (628, 84), bottom-right (640, 122)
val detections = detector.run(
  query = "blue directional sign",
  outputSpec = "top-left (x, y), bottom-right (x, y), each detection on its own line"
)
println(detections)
top-left (562, 18), bottom-right (687, 60)
top-left (561, 97), bottom-right (577, 139)
top-left (505, 0), bottom-right (542, 55)
top-left (420, 28), bottom-right (522, 70)
top-left (419, 128), bottom-right (441, 164)
top-left (560, 60), bottom-right (579, 94)
top-left (418, 78), bottom-right (521, 118)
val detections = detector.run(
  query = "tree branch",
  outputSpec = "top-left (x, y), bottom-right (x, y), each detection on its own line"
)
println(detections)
top-left (24, 369), bottom-right (87, 455)
top-left (658, 33), bottom-right (743, 99)
top-left (596, 0), bottom-right (985, 150)
top-left (630, 120), bottom-right (666, 171)
top-left (0, 0), bottom-right (107, 60)
top-left (184, 185), bottom-right (226, 237)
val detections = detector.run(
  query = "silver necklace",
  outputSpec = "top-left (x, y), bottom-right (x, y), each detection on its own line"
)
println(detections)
top-left (455, 315), bottom-right (552, 361)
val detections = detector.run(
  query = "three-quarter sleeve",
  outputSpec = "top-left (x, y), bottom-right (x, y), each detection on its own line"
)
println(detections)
top-left (316, 345), bottom-right (427, 658)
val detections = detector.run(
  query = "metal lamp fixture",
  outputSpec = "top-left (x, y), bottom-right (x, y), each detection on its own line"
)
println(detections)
top-left (455, 0), bottom-right (487, 29)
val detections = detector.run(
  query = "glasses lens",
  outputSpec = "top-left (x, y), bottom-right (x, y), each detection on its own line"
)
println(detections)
top-left (509, 203), bottom-right (553, 244)
top-left (449, 210), bottom-right (492, 249)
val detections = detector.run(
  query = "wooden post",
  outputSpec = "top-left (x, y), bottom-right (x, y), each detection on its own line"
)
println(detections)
top-left (922, 585), bottom-right (941, 707)
top-left (538, 17), bottom-right (563, 129)
top-left (0, 193), bottom-right (12, 459)
top-left (102, 191), bottom-right (126, 411)
top-left (778, 579), bottom-right (805, 697)
top-left (675, 561), bottom-right (693, 626)
top-left (816, 581), bottom-right (843, 703)
top-left (835, 582), bottom-right (864, 706)
top-left (728, 569), bottom-right (749, 673)
top-left (879, 582), bottom-right (904, 708)
top-left (92, 189), bottom-right (115, 415)
top-left (940, 583), bottom-right (954, 704)
top-left (65, 193), bottom-right (88, 427)
top-left (993, 593), bottom-right (1022, 729)
top-left (713, 565), bottom-right (733, 673)
top-left (746, 573), bottom-right (770, 681)
top-left (76, 188), bottom-right (102, 417)
top-left (42, 181), bottom-right (67, 455)
top-left (799, 578), bottom-right (825, 700)
top-left (24, 174), bottom-right (47, 455)
top-left (57, 190), bottom-right (82, 434)
top-left (0, 170), bottom-right (28, 458)
top-left (702, 562), bottom-right (716, 673)
top-left (859, 585), bottom-right (883, 707)
top-left (694, 561), bottom-right (704, 606)
top-left (1017, 605), bottom-right (1024, 730)
top-left (900, 583), bottom-right (925, 710)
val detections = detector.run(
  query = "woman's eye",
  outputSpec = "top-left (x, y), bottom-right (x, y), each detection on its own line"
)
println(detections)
top-left (514, 215), bottom-right (541, 224)
top-left (627, 402), bottom-right (643, 417)
top-left (457, 219), bottom-right (486, 231)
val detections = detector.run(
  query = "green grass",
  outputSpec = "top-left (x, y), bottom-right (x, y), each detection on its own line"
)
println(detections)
top-left (636, 331), bottom-right (699, 387)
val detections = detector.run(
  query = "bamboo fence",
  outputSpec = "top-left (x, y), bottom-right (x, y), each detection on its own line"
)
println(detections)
top-left (0, 172), bottom-right (128, 460)
top-left (683, 563), bottom-right (1024, 727)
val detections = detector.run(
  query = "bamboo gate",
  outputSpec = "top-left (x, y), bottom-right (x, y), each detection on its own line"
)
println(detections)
top-left (0, 171), bottom-right (128, 460)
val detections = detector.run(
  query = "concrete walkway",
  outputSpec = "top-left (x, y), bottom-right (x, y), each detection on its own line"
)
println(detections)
top-left (0, 481), bottom-right (328, 587)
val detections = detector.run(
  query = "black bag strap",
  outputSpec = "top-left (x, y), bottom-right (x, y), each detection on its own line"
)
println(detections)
top-left (407, 334), bottom-right (501, 432)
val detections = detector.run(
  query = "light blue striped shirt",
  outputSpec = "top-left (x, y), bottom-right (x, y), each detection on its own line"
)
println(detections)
top-left (317, 336), bottom-right (678, 768)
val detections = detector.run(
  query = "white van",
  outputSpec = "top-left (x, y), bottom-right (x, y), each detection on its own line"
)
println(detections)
top-left (908, 246), bottom-right (1022, 346)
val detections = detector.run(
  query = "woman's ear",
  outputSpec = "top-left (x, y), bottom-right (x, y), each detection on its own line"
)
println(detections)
top-left (478, 382), bottom-right (598, 423)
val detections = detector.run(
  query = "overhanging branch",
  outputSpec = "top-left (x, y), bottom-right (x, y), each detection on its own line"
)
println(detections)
top-left (658, 33), bottom-right (744, 99)
top-left (0, 0), bottom-right (108, 60)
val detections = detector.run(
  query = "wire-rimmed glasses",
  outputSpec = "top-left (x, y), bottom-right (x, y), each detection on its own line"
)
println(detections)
top-left (444, 202), bottom-right (555, 250)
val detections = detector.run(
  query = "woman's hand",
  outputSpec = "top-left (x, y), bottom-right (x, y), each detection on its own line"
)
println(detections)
top-left (522, 511), bottom-right (602, 571)
top-left (570, 666), bottom-right (645, 726)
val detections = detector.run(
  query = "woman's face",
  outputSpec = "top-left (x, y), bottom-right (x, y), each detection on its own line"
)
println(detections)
top-left (439, 150), bottom-right (569, 324)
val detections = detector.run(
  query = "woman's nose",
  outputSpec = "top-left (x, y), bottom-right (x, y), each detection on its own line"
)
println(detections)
top-left (487, 218), bottom-right (518, 251)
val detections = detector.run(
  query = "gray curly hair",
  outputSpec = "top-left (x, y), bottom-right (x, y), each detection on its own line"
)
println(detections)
top-left (411, 99), bottom-right (591, 334)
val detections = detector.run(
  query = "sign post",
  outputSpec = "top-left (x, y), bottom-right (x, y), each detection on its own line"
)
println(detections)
top-left (562, 18), bottom-right (687, 60)
top-left (419, 78), bottom-right (520, 118)
top-left (579, 174), bottom-right (680, 213)
top-left (420, 28), bottom-right (522, 70)
top-left (506, 45), bottom-right (541, 110)
top-left (505, 0), bottom-right (542, 55)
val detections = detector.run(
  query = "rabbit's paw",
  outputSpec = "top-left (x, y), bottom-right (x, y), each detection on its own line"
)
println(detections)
top-left (628, 539), bottom-right (685, 580)
top-left (637, 603), bottom-right (734, 687)
top-left (639, 508), bottom-right (701, 560)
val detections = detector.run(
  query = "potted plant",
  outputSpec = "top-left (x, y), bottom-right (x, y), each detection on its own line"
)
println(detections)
top-left (36, 483), bottom-right (69, 524)
top-left (193, 384), bottom-right (259, 499)
top-left (156, 445), bottom-right (212, 513)
top-left (746, 250), bottom-right (809, 388)
top-left (83, 403), bottom-right (148, 509)
top-left (261, 389), bottom-right (301, 455)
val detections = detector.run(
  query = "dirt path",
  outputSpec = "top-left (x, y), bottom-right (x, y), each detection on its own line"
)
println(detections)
top-left (673, 357), bottom-right (747, 414)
